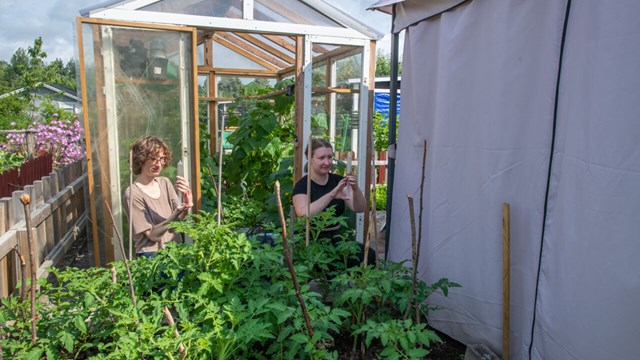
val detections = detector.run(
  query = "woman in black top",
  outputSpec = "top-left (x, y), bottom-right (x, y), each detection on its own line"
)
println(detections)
top-left (292, 138), bottom-right (375, 266)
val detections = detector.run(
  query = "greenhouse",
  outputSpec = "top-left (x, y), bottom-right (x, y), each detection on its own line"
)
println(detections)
top-left (76, 0), bottom-right (383, 263)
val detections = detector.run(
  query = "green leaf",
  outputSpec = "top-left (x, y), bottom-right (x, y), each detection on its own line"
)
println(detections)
top-left (25, 347), bottom-right (44, 360)
top-left (290, 333), bottom-right (308, 345)
top-left (58, 331), bottom-right (75, 353)
top-left (74, 315), bottom-right (87, 334)
top-left (407, 348), bottom-right (429, 358)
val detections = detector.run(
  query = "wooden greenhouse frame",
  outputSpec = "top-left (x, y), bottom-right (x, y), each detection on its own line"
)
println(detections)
top-left (76, 0), bottom-right (382, 265)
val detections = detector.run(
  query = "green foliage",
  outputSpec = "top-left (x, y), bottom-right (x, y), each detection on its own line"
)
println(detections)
top-left (0, 210), bottom-right (460, 359)
top-left (372, 183), bottom-right (387, 211)
top-left (354, 319), bottom-right (441, 359)
top-left (0, 148), bottom-right (27, 172)
top-left (373, 110), bottom-right (398, 153)
top-left (199, 79), bottom-right (295, 223)
top-left (375, 50), bottom-right (402, 77)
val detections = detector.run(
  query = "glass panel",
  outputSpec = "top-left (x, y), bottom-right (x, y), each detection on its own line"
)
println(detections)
top-left (81, 23), bottom-right (193, 260)
top-left (254, 0), bottom-right (341, 26)
top-left (197, 41), bottom-right (204, 65)
top-left (216, 76), bottom-right (275, 99)
top-left (213, 40), bottom-right (267, 70)
top-left (198, 75), bottom-right (209, 97)
top-left (142, 0), bottom-right (243, 18)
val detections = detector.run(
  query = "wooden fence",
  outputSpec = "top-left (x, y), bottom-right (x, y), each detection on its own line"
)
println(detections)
top-left (0, 153), bottom-right (53, 198)
top-left (0, 158), bottom-right (87, 298)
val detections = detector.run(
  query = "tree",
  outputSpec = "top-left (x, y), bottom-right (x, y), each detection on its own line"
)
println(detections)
top-left (375, 50), bottom-right (402, 77)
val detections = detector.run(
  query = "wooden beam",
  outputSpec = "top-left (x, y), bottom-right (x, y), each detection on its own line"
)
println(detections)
top-left (215, 32), bottom-right (289, 69)
top-left (294, 35), bottom-right (305, 182)
top-left (232, 32), bottom-right (295, 64)
top-left (278, 45), bottom-right (360, 77)
top-left (198, 66), bottom-right (278, 77)
top-left (213, 34), bottom-right (280, 72)
top-left (263, 34), bottom-right (295, 52)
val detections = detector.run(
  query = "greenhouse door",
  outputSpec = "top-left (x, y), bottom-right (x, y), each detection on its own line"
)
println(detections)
top-left (77, 18), bottom-right (198, 265)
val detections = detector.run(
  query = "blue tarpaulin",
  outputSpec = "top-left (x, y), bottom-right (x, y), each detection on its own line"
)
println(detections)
top-left (374, 92), bottom-right (400, 118)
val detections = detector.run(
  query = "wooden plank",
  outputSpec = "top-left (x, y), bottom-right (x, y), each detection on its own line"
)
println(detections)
top-left (293, 35), bottom-right (304, 182)
top-left (37, 213), bottom-right (88, 280)
top-left (17, 230), bottom-right (30, 279)
top-left (213, 34), bottom-right (280, 72)
top-left (216, 32), bottom-right (290, 68)
top-left (77, 19), bottom-right (102, 267)
top-left (42, 175), bottom-right (55, 254)
top-left (232, 32), bottom-right (295, 64)
top-left (29, 175), bottom-right (85, 227)
top-left (50, 172), bottom-right (61, 250)
top-left (503, 203), bottom-right (511, 360)
top-left (263, 34), bottom-right (295, 53)
top-left (198, 66), bottom-right (278, 77)
top-left (0, 230), bottom-right (18, 261)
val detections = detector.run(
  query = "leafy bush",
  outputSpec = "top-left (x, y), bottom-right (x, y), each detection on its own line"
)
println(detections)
top-left (0, 211), bottom-right (460, 359)
top-left (371, 183), bottom-right (387, 211)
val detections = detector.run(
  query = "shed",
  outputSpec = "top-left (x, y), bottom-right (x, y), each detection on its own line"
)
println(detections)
top-left (370, 1), bottom-right (640, 359)
top-left (76, 0), bottom-right (382, 265)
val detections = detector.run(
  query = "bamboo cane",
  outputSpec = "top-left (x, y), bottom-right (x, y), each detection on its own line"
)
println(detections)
top-left (163, 306), bottom-right (186, 356)
top-left (19, 193), bottom-right (37, 343)
top-left (217, 116), bottom-right (225, 225)
top-left (103, 201), bottom-right (138, 309)
top-left (111, 265), bottom-right (117, 284)
top-left (404, 195), bottom-right (417, 320)
top-left (305, 135), bottom-right (312, 246)
top-left (414, 139), bottom-right (428, 324)
top-left (128, 150), bottom-right (133, 260)
top-left (275, 181), bottom-right (314, 339)
top-left (503, 203), bottom-right (511, 360)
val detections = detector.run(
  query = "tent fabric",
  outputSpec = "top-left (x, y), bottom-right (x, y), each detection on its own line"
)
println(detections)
top-left (387, 0), bottom-right (640, 359)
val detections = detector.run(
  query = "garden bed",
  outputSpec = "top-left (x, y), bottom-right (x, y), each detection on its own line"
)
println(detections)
top-left (51, 228), bottom-right (467, 359)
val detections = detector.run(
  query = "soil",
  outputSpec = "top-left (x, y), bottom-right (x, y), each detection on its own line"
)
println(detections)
top-left (55, 232), bottom-right (468, 359)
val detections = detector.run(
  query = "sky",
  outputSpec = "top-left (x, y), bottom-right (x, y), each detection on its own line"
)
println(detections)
top-left (0, 0), bottom-right (395, 63)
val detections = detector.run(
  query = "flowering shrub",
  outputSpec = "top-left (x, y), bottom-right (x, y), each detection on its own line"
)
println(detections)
top-left (1, 113), bottom-right (84, 169)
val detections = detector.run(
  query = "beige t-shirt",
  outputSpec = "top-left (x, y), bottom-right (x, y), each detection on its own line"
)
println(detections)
top-left (123, 177), bottom-right (182, 254)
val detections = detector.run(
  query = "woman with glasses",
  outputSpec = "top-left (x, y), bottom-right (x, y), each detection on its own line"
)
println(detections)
top-left (124, 135), bottom-right (192, 258)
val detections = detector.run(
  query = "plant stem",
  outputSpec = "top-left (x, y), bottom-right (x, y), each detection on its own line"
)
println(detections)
top-left (163, 306), bottom-right (186, 357)
top-left (19, 192), bottom-right (37, 344)
top-left (275, 181), bottom-right (314, 340)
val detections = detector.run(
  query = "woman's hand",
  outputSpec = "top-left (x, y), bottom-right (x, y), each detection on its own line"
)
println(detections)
top-left (332, 177), bottom-right (351, 200)
top-left (175, 176), bottom-right (193, 210)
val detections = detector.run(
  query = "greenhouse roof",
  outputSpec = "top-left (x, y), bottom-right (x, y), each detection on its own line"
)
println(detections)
top-left (80, 0), bottom-right (383, 73)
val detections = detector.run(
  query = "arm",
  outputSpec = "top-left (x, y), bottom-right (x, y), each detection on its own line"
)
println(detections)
top-left (143, 208), bottom-right (186, 242)
top-left (292, 176), bottom-right (352, 217)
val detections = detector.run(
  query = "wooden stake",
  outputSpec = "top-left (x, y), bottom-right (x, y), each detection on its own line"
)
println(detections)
top-left (414, 139), bottom-right (428, 324)
top-left (163, 306), bottom-right (186, 356)
top-left (104, 201), bottom-right (138, 309)
top-left (111, 265), bottom-right (117, 284)
top-left (276, 181), bottom-right (314, 340)
top-left (502, 203), bottom-right (511, 360)
top-left (217, 116), bottom-right (225, 225)
top-left (305, 135), bottom-right (312, 246)
top-left (404, 195), bottom-right (417, 320)
top-left (19, 193), bottom-right (37, 343)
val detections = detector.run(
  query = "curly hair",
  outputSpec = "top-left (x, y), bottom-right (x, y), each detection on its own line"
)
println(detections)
top-left (129, 136), bottom-right (172, 175)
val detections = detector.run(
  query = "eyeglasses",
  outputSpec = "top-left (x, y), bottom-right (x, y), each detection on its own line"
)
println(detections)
top-left (150, 156), bottom-right (168, 164)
